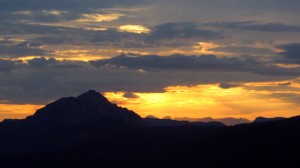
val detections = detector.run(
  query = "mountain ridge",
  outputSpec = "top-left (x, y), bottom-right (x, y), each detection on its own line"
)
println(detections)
top-left (174, 116), bottom-right (251, 126)
top-left (253, 116), bottom-right (286, 123)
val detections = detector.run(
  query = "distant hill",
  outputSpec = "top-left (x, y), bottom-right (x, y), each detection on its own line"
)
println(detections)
top-left (174, 117), bottom-right (251, 126)
top-left (0, 90), bottom-right (299, 168)
top-left (253, 116), bottom-right (286, 123)
top-left (145, 117), bottom-right (225, 127)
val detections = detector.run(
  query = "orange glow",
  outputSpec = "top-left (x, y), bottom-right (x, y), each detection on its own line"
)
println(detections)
top-left (0, 104), bottom-right (43, 121)
top-left (276, 64), bottom-right (300, 68)
top-left (194, 42), bottom-right (220, 55)
top-left (105, 84), bottom-right (300, 120)
top-left (50, 50), bottom-right (113, 61)
top-left (118, 25), bottom-right (151, 34)
top-left (42, 10), bottom-right (66, 16)
top-left (77, 13), bottom-right (124, 22)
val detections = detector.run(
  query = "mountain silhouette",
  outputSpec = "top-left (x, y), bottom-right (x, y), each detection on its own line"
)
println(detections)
top-left (25, 90), bottom-right (143, 127)
top-left (253, 116), bottom-right (286, 123)
top-left (145, 117), bottom-right (225, 127)
top-left (0, 90), bottom-right (300, 168)
top-left (174, 117), bottom-right (251, 126)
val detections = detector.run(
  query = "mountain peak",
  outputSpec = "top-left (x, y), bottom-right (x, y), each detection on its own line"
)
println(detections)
top-left (78, 90), bottom-right (101, 97)
top-left (28, 90), bottom-right (143, 126)
top-left (77, 90), bottom-right (110, 104)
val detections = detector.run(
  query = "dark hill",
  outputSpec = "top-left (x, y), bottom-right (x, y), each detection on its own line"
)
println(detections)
top-left (253, 116), bottom-right (286, 123)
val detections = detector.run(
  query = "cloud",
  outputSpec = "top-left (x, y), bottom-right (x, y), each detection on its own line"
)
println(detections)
top-left (0, 60), bottom-right (15, 72)
top-left (278, 82), bottom-right (292, 86)
top-left (156, 0), bottom-right (300, 11)
top-left (90, 54), bottom-right (300, 76)
top-left (0, 40), bottom-right (48, 58)
top-left (0, 54), bottom-right (297, 104)
top-left (123, 92), bottom-right (140, 98)
top-left (0, 0), bottom-right (147, 11)
top-left (219, 83), bottom-right (239, 89)
top-left (276, 43), bottom-right (300, 63)
top-left (0, 23), bottom-right (68, 35)
top-left (149, 22), bottom-right (221, 40)
top-left (211, 46), bottom-right (274, 55)
top-left (207, 21), bottom-right (300, 32)
top-left (89, 22), bottom-right (222, 49)
top-left (0, 0), bottom-right (146, 27)
top-left (119, 25), bottom-right (150, 34)
top-left (27, 57), bottom-right (57, 67)
top-left (271, 93), bottom-right (300, 105)
top-left (77, 13), bottom-right (124, 23)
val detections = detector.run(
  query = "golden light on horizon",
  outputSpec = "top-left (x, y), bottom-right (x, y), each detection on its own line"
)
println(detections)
top-left (0, 104), bottom-right (43, 121)
top-left (118, 25), bottom-right (151, 34)
top-left (105, 84), bottom-right (300, 120)
top-left (1, 83), bottom-right (300, 122)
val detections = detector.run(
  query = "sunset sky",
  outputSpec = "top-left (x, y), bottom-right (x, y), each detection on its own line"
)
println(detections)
top-left (1, 0), bottom-right (300, 121)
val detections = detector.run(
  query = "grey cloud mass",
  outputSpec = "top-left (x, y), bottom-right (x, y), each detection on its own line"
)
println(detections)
top-left (0, 59), bottom-right (15, 72)
top-left (150, 22), bottom-right (221, 40)
top-left (0, 40), bottom-right (48, 58)
top-left (90, 54), bottom-right (300, 76)
top-left (0, 0), bottom-right (300, 106)
top-left (219, 83), bottom-right (239, 89)
top-left (90, 22), bottom-right (221, 48)
top-left (0, 0), bottom-right (147, 11)
top-left (211, 46), bottom-right (274, 55)
top-left (27, 57), bottom-right (57, 67)
top-left (277, 43), bottom-right (300, 63)
top-left (123, 92), bottom-right (140, 99)
top-left (0, 55), bottom-right (298, 104)
top-left (208, 21), bottom-right (300, 32)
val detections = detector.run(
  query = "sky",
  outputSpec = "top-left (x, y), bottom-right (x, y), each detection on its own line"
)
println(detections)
top-left (1, 0), bottom-right (300, 121)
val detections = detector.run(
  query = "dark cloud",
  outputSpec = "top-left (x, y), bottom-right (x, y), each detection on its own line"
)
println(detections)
top-left (150, 22), bottom-right (221, 40)
top-left (0, 23), bottom-right (78, 35)
top-left (90, 54), bottom-right (300, 76)
top-left (207, 21), bottom-right (300, 32)
top-left (0, 22), bottom-right (221, 50)
top-left (276, 43), bottom-right (300, 63)
top-left (0, 40), bottom-right (47, 58)
top-left (90, 28), bottom-right (142, 44)
top-left (278, 82), bottom-right (292, 86)
top-left (219, 83), bottom-right (239, 89)
top-left (7, 10), bottom-right (80, 23)
top-left (27, 57), bottom-right (57, 67)
top-left (123, 92), bottom-right (140, 99)
top-left (0, 59), bottom-right (15, 72)
top-left (0, 0), bottom-right (147, 11)
top-left (158, 0), bottom-right (300, 11)
top-left (90, 23), bottom-right (222, 48)
top-left (0, 55), bottom-right (297, 104)
top-left (211, 46), bottom-right (274, 55)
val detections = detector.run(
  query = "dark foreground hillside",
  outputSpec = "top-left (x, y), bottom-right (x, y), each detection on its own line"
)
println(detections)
top-left (0, 90), bottom-right (299, 168)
